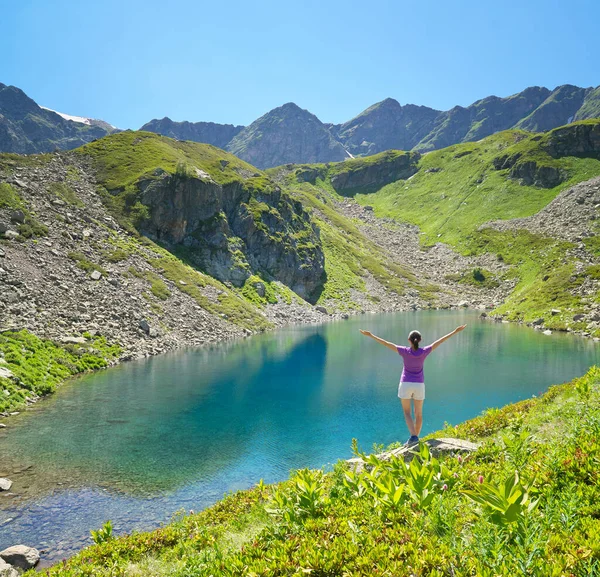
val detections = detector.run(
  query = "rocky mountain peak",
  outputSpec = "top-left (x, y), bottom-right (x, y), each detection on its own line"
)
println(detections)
top-left (226, 103), bottom-right (347, 169)
top-left (0, 83), bottom-right (40, 119)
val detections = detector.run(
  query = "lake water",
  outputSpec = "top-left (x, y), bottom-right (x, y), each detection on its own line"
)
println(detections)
top-left (0, 310), bottom-right (598, 562)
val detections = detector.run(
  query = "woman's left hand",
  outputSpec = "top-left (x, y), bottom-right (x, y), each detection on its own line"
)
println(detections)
top-left (455, 325), bottom-right (467, 333)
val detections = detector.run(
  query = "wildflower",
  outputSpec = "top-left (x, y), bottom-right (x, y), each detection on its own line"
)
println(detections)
top-left (442, 484), bottom-right (448, 491)
top-left (478, 475), bottom-right (484, 484)
top-left (453, 472), bottom-right (459, 479)
top-left (457, 455), bottom-right (463, 464)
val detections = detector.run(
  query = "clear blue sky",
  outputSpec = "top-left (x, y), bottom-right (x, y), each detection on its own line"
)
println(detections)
top-left (2, 0), bottom-right (598, 129)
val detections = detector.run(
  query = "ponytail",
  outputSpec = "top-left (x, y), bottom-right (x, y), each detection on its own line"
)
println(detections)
top-left (408, 330), bottom-right (422, 350)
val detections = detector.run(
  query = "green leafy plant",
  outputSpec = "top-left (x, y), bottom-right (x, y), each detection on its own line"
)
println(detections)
top-left (462, 471), bottom-right (539, 528)
top-left (90, 520), bottom-right (114, 544)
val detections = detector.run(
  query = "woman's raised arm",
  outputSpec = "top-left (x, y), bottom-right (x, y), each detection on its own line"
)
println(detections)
top-left (430, 325), bottom-right (467, 351)
top-left (360, 330), bottom-right (398, 352)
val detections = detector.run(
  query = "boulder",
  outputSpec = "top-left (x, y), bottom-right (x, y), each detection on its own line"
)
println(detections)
top-left (0, 478), bottom-right (12, 491)
top-left (90, 270), bottom-right (102, 281)
top-left (253, 281), bottom-right (266, 298)
top-left (0, 367), bottom-right (13, 380)
top-left (139, 319), bottom-right (150, 334)
top-left (0, 560), bottom-right (18, 577)
top-left (3, 231), bottom-right (19, 241)
top-left (315, 306), bottom-right (328, 314)
top-left (532, 318), bottom-right (544, 326)
top-left (551, 308), bottom-right (561, 316)
top-left (573, 314), bottom-right (585, 322)
top-left (9, 210), bottom-right (25, 224)
top-left (60, 337), bottom-right (86, 345)
top-left (348, 437), bottom-right (479, 472)
top-left (0, 545), bottom-right (40, 570)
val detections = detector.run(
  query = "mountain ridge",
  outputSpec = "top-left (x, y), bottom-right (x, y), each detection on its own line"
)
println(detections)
top-left (141, 83), bottom-right (600, 167)
top-left (1, 82), bottom-right (599, 168)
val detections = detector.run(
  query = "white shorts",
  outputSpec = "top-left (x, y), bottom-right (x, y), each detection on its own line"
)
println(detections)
top-left (398, 382), bottom-right (425, 401)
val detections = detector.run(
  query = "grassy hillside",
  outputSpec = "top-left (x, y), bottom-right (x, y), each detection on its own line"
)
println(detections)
top-left (350, 125), bottom-right (600, 247)
top-left (31, 366), bottom-right (600, 576)
top-left (305, 121), bottom-right (600, 330)
top-left (76, 131), bottom-right (269, 191)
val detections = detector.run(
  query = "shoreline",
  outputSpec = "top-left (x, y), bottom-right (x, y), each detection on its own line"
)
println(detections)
top-left (3, 299), bottom-right (599, 424)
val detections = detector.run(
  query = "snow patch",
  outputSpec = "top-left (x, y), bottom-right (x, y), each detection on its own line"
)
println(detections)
top-left (40, 106), bottom-right (115, 129)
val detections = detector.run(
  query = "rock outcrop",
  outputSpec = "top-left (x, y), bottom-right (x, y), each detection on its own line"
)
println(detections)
top-left (329, 150), bottom-right (421, 194)
top-left (138, 170), bottom-right (325, 299)
top-left (347, 438), bottom-right (480, 472)
top-left (543, 120), bottom-right (600, 159)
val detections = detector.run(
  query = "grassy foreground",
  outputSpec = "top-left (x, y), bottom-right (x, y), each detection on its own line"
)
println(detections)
top-left (31, 366), bottom-right (600, 576)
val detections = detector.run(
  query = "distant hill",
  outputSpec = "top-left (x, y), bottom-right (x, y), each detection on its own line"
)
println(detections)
top-left (139, 117), bottom-right (243, 150)
top-left (0, 83), bottom-right (117, 153)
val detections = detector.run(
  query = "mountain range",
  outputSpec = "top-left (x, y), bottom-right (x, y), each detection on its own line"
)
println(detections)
top-left (1, 81), bottom-right (599, 168)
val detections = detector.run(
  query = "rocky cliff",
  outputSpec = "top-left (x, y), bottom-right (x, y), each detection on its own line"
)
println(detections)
top-left (138, 169), bottom-right (324, 300)
top-left (328, 150), bottom-right (421, 194)
top-left (0, 83), bottom-right (116, 154)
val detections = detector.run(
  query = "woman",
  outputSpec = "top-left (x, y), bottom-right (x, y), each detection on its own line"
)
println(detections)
top-left (360, 325), bottom-right (466, 446)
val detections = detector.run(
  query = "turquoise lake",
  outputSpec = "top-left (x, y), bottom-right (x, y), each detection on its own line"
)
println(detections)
top-left (0, 310), bottom-right (598, 562)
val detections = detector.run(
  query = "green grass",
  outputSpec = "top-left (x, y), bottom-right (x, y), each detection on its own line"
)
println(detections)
top-left (77, 131), bottom-right (269, 191)
top-left (354, 127), bottom-right (600, 247)
top-left (0, 182), bottom-right (23, 209)
top-left (47, 182), bottom-right (84, 207)
top-left (0, 330), bottom-right (120, 413)
top-left (32, 366), bottom-right (600, 576)
top-left (67, 252), bottom-right (107, 276)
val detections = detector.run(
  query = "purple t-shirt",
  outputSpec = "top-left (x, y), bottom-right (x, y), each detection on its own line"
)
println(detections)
top-left (396, 345), bottom-right (433, 383)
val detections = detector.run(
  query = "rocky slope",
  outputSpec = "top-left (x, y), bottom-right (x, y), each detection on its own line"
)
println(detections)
top-left (330, 98), bottom-right (440, 157)
top-left (0, 83), bottom-right (116, 154)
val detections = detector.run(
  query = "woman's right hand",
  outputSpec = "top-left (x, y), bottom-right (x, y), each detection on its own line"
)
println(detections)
top-left (454, 325), bottom-right (467, 333)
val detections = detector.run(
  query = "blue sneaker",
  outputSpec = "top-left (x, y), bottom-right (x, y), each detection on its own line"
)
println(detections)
top-left (405, 435), bottom-right (419, 447)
